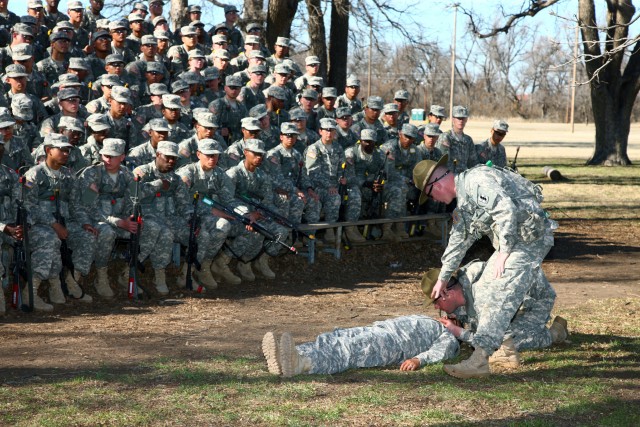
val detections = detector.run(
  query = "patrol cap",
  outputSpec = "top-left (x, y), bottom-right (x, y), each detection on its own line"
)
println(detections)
top-left (12, 23), bottom-right (34, 36)
top-left (11, 43), bottom-right (32, 61)
top-left (224, 5), bottom-right (239, 13)
top-left (211, 34), bottom-right (228, 45)
top-left (301, 88), bottom-right (318, 99)
top-left (246, 22), bottom-right (262, 32)
top-left (57, 87), bottom-right (81, 101)
top-left (69, 57), bottom-right (90, 70)
top-left (249, 104), bottom-right (268, 120)
top-left (423, 123), bottom-right (442, 137)
top-left (225, 75), bottom-right (242, 87)
top-left (106, 53), bottom-right (125, 65)
top-left (247, 50), bottom-right (265, 60)
top-left (111, 86), bottom-right (132, 104)
top-left (267, 85), bottom-right (287, 100)
top-left (305, 55), bottom-right (321, 65)
top-left (50, 31), bottom-right (71, 42)
top-left (394, 89), bottom-right (409, 100)
top-left (44, 133), bottom-right (73, 149)
top-left (149, 0), bottom-right (164, 5)
top-left (248, 64), bottom-right (267, 74)
top-left (413, 154), bottom-right (449, 205)
top-left (152, 16), bottom-right (168, 27)
top-left (99, 138), bottom-right (126, 156)
top-left (319, 118), bottom-right (337, 130)
top-left (108, 19), bottom-right (129, 31)
top-left (27, 0), bottom-right (44, 9)
top-left (180, 72), bottom-right (202, 85)
top-left (213, 23), bottom-right (228, 33)
top-left (127, 13), bottom-right (145, 22)
top-left (101, 74), bottom-right (123, 86)
top-left (156, 141), bottom-right (179, 157)
top-left (154, 30), bottom-right (171, 40)
top-left (91, 30), bottom-right (112, 42)
top-left (54, 21), bottom-right (74, 32)
top-left (308, 76), bottom-right (324, 87)
top-left (289, 108), bottom-right (307, 121)
top-left (241, 117), bottom-right (261, 131)
top-left (133, 2), bottom-right (148, 11)
top-left (181, 25), bottom-right (197, 36)
top-left (360, 129), bottom-right (377, 141)
top-left (244, 35), bottom-right (260, 45)
top-left (162, 94), bottom-right (182, 109)
top-left (382, 103), bottom-right (399, 114)
top-left (243, 138), bottom-right (266, 154)
top-left (188, 4), bottom-right (202, 13)
top-left (275, 36), bottom-right (290, 47)
top-left (5, 64), bottom-right (28, 78)
top-left (0, 109), bottom-right (16, 128)
top-left (141, 35), bottom-right (157, 45)
top-left (86, 113), bottom-right (110, 132)
top-left (365, 96), bottom-right (383, 110)
top-left (493, 119), bottom-right (509, 133)
top-left (148, 118), bottom-right (170, 132)
top-left (67, 1), bottom-right (83, 10)
top-left (171, 79), bottom-right (189, 93)
top-left (188, 48), bottom-right (205, 59)
top-left (95, 19), bottom-right (110, 30)
top-left (54, 73), bottom-right (82, 87)
top-left (346, 75), bottom-right (360, 87)
top-left (213, 49), bottom-right (230, 60)
top-left (336, 107), bottom-right (351, 119)
top-left (10, 93), bottom-right (33, 121)
top-left (194, 111), bottom-right (218, 128)
top-left (274, 63), bottom-right (291, 75)
top-left (202, 67), bottom-right (220, 80)
top-left (197, 139), bottom-right (223, 155)
top-left (401, 123), bottom-right (418, 139)
top-left (452, 105), bottom-right (469, 118)
top-left (429, 105), bottom-right (446, 117)
top-left (20, 16), bottom-right (38, 26)
top-left (280, 122), bottom-right (299, 135)
top-left (322, 87), bottom-right (337, 98)
top-left (145, 61), bottom-right (164, 74)
top-left (190, 20), bottom-right (205, 28)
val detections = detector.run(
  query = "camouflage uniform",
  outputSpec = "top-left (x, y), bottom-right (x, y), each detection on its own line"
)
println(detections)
top-left (351, 118), bottom-right (388, 147)
top-left (436, 130), bottom-right (478, 174)
top-left (79, 136), bottom-right (102, 165)
top-left (335, 94), bottom-right (362, 116)
top-left (26, 69), bottom-right (52, 101)
top-left (438, 165), bottom-right (558, 355)
top-left (86, 54), bottom-right (107, 80)
top-left (238, 85), bottom-right (265, 111)
top-left (126, 140), bottom-right (157, 169)
top-left (106, 113), bottom-right (142, 150)
top-left (335, 126), bottom-right (358, 150)
top-left (135, 104), bottom-right (163, 124)
top-left (35, 57), bottom-right (69, 86)
top-left (259, 125), bottom-right (280, 152)
top-left (380, 138), bottom-right (422, 218)
top-left (417, 144), bottom-right (442, 161)
top-left (292, 129), bottom-right (320, 155)
top-left (296, 315), bottom-right (459, 375)
top-left (14, 122), bottom-right (42, 152)
top-left (82, 7), bottom-right (105, 33)
top-left (0, 163), bottom-right (19, 281)
top-left (303, 139), bottom-right (347, 223)
top-left (39, 111), bottom-right (89, 136)
top-left (209, 97), bottom-right (248, 141)
top-left (166, 121), bottom-right (192, 146)
top-left (0, 92), bottom-right (48, 124)
top-left (32, 143), bottom-right (88, 174)
top-left (23, 163), bottom-right (95, 280)
top-left (43, 11), bottom-right (69, 31)
top-left (475, 139), bottom-right (507, 168)
top-left (177, 134), bottom-right (229, 169)
top-left (2, 137), bottom-right (34, 171)
top-left (85, 96), bottom-right (110, 114)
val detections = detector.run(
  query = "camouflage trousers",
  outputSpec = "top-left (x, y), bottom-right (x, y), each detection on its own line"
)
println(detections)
top-left (273, 191), bottom-right (321, 226)
top-left (472, 232), bottom-right (555, 355)
top-left (306, 187), bottom-right (341, 223)
top-left (30, 222), bottom-right (96, 280)
top-left (296, 315), bottom-right (459, 374)
top-left (199, 215), bottom-right (232, 260)
top-left (382, 182), bottom-right (409, 218)
top-left (222, 220), bottom-right (264, 262)
top-left (92, 221), bottom-right (162, 269)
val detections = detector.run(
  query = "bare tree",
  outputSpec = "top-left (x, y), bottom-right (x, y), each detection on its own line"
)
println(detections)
top-left (170, 0), bottom-right (189, 30)
top-left (327, 0), bottom-right (350, 89)
top-left (266, 0), bottom-right (300, 49)
top-left (305, 0), bottom-right (327, 76)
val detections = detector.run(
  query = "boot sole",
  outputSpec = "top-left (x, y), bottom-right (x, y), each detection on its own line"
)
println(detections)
top-left (262, 332), bottom-right (282, 375)
top-left (443, 364), bottom-right (491, 379)
top-left (279, 332), bottom-right (297, 378)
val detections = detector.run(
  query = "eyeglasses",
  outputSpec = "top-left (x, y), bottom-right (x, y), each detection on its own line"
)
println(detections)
top-left (183, 34), bottom-right (196, 39)
top-left (494, 131), bottom-right (506, 137)
top-left (347, 85), bottom-right (359, 89)
top-left (227, 86), bottom-right (241, 90)
top-left (282, 133), bottom-right (297, 137)
top-left (424, 170), bottom-right (450, 199)
top-left (112, 29), bottom-right (126, 34)
top-left (108, 63), bottom-right (124, 68)
top-left (252, 72), bottom-right (266, 76)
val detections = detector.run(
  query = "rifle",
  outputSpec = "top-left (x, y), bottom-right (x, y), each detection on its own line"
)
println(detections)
top-left (127, 176), bottom-right (145, 300)
top-left (337, 162), bottom-right (351, 249)
top-left (238, 193), bottom-right (315, 241)
top-left (185, 192), bottom-right (203, 292)
top-left (363, 150), bottom-right (390, 239)
top-left (509, 146), bottom-right (521, 172)
top-left (10, 175), bottom-right (33, 312)
top-left (53, 188), bottom-right (74, 296)
top-left (201, 196), bottom-right (297, 254)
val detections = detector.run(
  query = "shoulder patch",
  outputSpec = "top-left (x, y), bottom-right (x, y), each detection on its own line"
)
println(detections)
top-left (181, 175), bottom-right (191, 186)
top-left (269, 156), bottom-right (279, 164)
top-left (179, 148), bottom-right (191, 158)
top-left (132, 167), bottom-right (144, 178)
top-left (474, 186), bottom-right (498, 209)
top-left (306, 150), bottom-right (317, 159)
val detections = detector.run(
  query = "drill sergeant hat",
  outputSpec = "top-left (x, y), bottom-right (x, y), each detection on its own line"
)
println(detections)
top-left (413, 154), bottom-right (450, 205)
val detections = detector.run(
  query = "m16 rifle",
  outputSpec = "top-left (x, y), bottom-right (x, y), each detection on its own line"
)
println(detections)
top-left (239, 193), bottom-right (315, 242)
top-left (10, 175), bottom-right (33, 312)
top-left (185, 192), bottom-right (203, 292)
top-left (509, 146), bottom-right (521, 172)
top-left (127, 176), bottom-right (145, 300)
top-left (53, 188), bottom-right (76, 296)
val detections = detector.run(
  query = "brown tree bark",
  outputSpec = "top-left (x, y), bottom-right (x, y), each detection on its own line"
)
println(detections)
top-left (305, 0), bottom-right (327, 76)
top-left (170, 0), bottom-right (189, 31)
top-left (327, 0), bottom-right (350, 89)
top-left (266, 0), bottom-right (299, 50)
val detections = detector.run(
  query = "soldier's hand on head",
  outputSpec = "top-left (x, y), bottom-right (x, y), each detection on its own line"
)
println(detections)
top-left (431, 278), bottom-right (448, 300)
top-left (399, 358), bottom-right (420, 371)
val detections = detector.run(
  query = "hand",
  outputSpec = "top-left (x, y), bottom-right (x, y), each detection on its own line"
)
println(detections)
top-left (328, 186), bottom-right (338, 195)
top-left (399, 358), bottom-right (420, 371)
top-left (308, 189), bottom-right (319, 201)
top-left (430, 278), bottom-right (448, 300)
top-left (276, 188), bottom-right (290, 199)
top-left (296, 190), bottom-right (306, 202)
top-left (493, 251), bottom-right (510, 279)
top-left (246, 211), bottom-right (262, 223)
top-left (3, 224), bottom-right (23, 240)
top-left (438, 316), bottom-right (463, 337)
top-left (372, 181), bottom-right (383, 193)
top-left (339, 176), bottom-right (347, 185)
top-left (82, 224), bottom-right (99, 236)
top-left (52, 222), bottom-right (68, 240)
top-left (117, 217), bottom-right (140, 233)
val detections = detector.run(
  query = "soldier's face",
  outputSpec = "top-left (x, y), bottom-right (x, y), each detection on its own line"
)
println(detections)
top-left (106, 62), bottom-right (124, 75)
top-left (130, 21), bottom-right (143, 32)
top-left (490, 129), bottom-right (506, 145)
top-left (68, 68), bottom-right (88, 81)
top-left (423, 135), bottom-right (438, 149)
top-left (224, 85), bottom-right (240, 99)
top-left (182, 34), bottom-right (197, 48)
top-left (188, 57), bottom-right (205, 71)
top-left (111, 29), bottom-right (126, 42)
top-left (90, 0), bottom-right (104, 12)
top-left (399, 133), bottom-right (414, 149)
top-left (274, 45), bottom-right (288, 57)
top-left (321, 97), bottom-right (335, 109)
top-left (0, 125), bottom-right (13, 142)
top-left (53, 38), bottom-right (70, 53)
top-left (336, 116), bottom-right (352, 129)
top-left (60, 97), bottom-right (80, 113)
top-left (68, 9), bottom-right (83, 23)
top-left (145, 70), bottom-right (163, 84)
top-left (92, 129), bottom-right (108, 143)
top-left (395, 99), bottom-right (408, 110)
top-left (157, 39), bottom-right (168, 51)
top-left (384, 111), bottom-right (398, 125)
top-left (141, 43), bottom-right (158, 57)
top-left (28, 7), bottom-right (44, 20)
top-left (360, 139), bottom-right (375, 154)
top-left (319, 128), bottom-right (335, 143)
top-left (280, 133), bottom-right (297, 149)
top-left (452, 116), bottom-right (467, 132)
top-left (214, 57), bottom-right (228, 70)
top-left (102, 154), bottom-right (124, 171)
top-left (61, 128), bottom-right (82, 145)
top-left (149, 2), bottom-right (163, 15)
top-left (150, 129), bottom-right (168, 145)
top-left (241, 127), bottom-right (260, 140)
top-left (365, 107), bottom-right (380, 121)
top-left (109, 99), bottom-right (127, 117)
top-left (428, 114), bottom-right (444, 125)
top-left (274, 73), bottom-right (288, 86)
top-left (47, 0), bottom-right (60, 8)
top-left (162, 107), bottom-right (179, 122)
top-left (197, 151), bottom-right (219, 170)
top-left (48, 147), bottom-right (70, 165)
top-left (196, 123), bottom-right (214, 139)
top-left (345, 85), bottom-right (359, 98)
top-left (250, 71), bottom-right (265, 85)
top-left (8, 76), bottom-right (26, 93)
top-left (244, 150), bottom-right (263, 168)
top-left (94, 35), bottom-right (111, 52)
top-left (156, 153), bottom-right (176, 173)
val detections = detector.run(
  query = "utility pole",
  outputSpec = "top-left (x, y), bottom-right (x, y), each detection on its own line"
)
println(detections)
top-left (368, 17), bottom-right (373, 98)
top-left (449, 3), bottom-right (459, 124)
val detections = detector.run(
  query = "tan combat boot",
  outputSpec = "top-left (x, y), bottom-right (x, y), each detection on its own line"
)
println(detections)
top-left (48, 276), bottom-right (66, 304)
top-left (253, 254), bottom-right (275, 280)
top-left (444, 347), bottom-right (491, 379)
top-left (549, 316), bottom-right (569, 343)
top-left (323, 228), bottom-right (336, 244)
top-left (94, 267), bottom-right (115, 299)
top-left (380, 223), bottom-right (400, 242)
top-left (23, 276), bottom-right (53, 312)
top-left (212, 253), bottom-right (241, 285)
top-left (154, 269), bottom-right (169, 295)
top-left (344, 226), bottom-right (366, 244)
top-left (262, 331), bottom-right (282, 375)
top-left (394, 223), bottom-right (410, 239)
top-left (488, 337), bottom-right (521, 370)
top-left (65, 271), bottom-right (93, 303)
top-left (192, 260), bottom-right (218, 291)
top-left (237, 261), bottom-right (255, 282)
top-left (279, 332), bottom-right (312, 377)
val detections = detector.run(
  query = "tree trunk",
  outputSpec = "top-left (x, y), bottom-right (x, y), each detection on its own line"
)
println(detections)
top-left (587, 85), bottom-right (633, 165)
top-left (244, 0), bottom-right (265, 23)
top-left (266, 0), bottom-right (299, 51)
top-left (305, 0), bottom-right (327, 77)
top-left (170, 0), bottom-right (189, 31)
top-left (327, 0), bottom-right (349, 89)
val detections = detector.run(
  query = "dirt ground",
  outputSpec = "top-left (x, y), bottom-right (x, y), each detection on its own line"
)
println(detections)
top-left (1, 217), bottom-right (639, 381)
